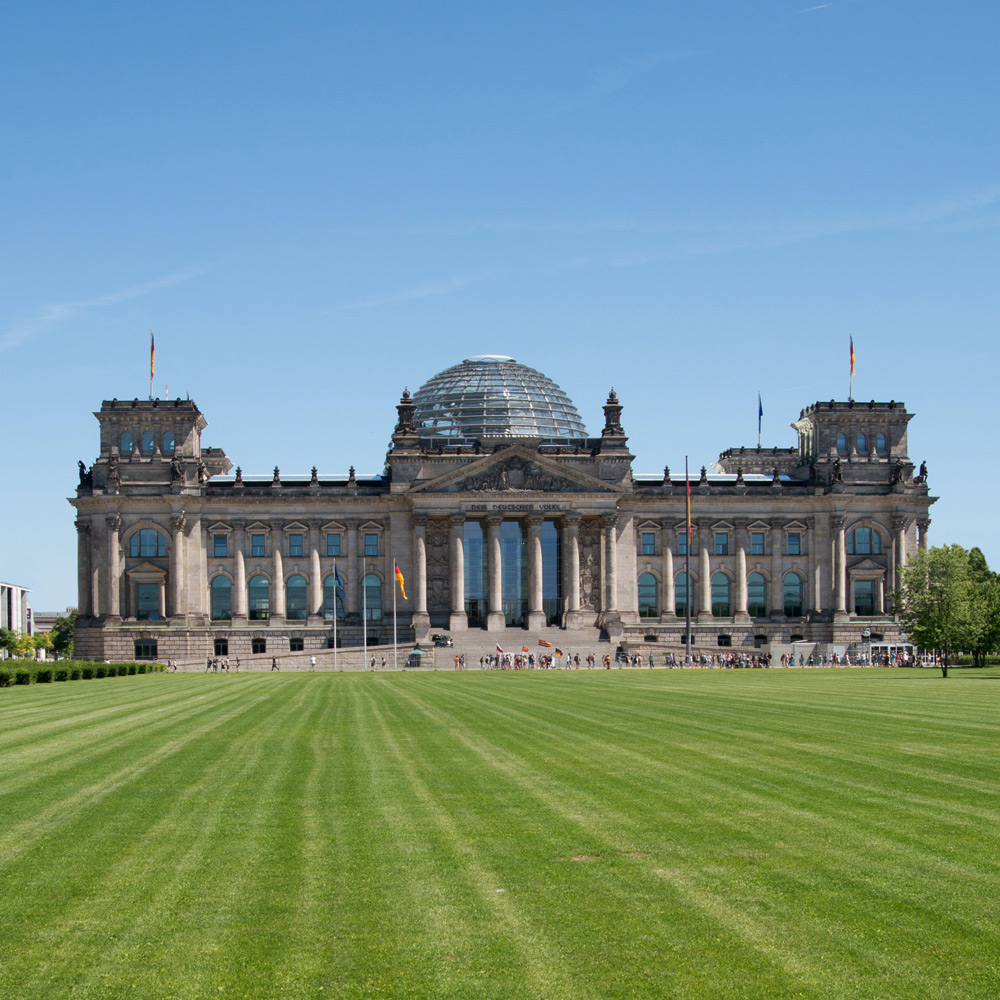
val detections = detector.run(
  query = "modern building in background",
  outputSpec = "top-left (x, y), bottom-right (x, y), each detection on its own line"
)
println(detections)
top-left (70, 355), bottom-right (935, 661)
top-left (1, 581), bottom-right (32, 635)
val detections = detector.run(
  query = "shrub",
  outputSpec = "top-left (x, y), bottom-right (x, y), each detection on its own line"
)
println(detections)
top-left (0, 670), bottom-right (11, 687)
top-left (36, 670), bottom-right (53, 683)
top-left (82, 667), bottom-right (94, 679)
top-left (54, 669), bottom-right (69, 682)
top-left (70, 669), bottom-right (82, 680)
top-left (137, 663), bottom-right (147, 674)
top-left (96, 666), bottom-right (107, 678)
top-left (15, 670), bottom-right (31, 685)
top-left (127, 664), bottom-right (137, 675)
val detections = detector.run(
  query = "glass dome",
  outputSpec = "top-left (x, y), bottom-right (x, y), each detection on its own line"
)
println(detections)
top-left (412, 356), bottom-right (588, 441)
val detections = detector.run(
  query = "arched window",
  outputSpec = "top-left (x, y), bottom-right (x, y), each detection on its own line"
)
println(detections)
top-left (248, 575), bottom-right (270, 620)
top-left (140, 431), bottom-right (155, 454)
top-left (856, 432), bottom-right (868, 455)
top-left (784, 573), bottom-right (803, 617)
top-left (747, 573), bottom-right (767, 617)
top-left (875, 432), bottom-right (888, 456)
top-left (711, 573), bottom-right (731, 617)
top-left (323, 575), bottom-right (345, 621)
top-left (163, 431), bottom-right (175, 454)
top-left (638, 573), bottom-right (658, 618)
top-left (847, 526), bottom-right (882, 555)
top-left (836, 432), bottom-right (848, 456)
top-left (364, 574), bottom-right (382, 621)
top-left (286, 574), bottom-right (308, 621)
top-left (210, 576), bottom-right (232, 620)
top-left (129, 528), bottom-right (166, 558)
top-left (120, 431), bottom-right (133, 454)
top-left (675, 573), bottom-right (692, 617)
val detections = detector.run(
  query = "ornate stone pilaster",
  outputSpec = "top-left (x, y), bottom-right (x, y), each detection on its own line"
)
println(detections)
top-left (527, 515), bottom-right (546, 630)
top-left (663, 546), bottom-right (675, 619)
top-left (75, 519), bottom-right (91, 617)
top-left (832, 515), bottom-right (848, 619)
top-left (233, 519), bottom-right (247, 620)
top-left (486, 513), bottom-right (505, 632)
top-left (603, 512), bottom-right (619, 614)
top-left (449, 513), bottom-right (467, 631)
top-left (893, 516), bottom-right (909, 585)
top-left (697, 542), bottom-right (712, 623)
top-left (563, 513), bottom-right (582, 628)
top-left (411, 513), bottom-right (430, 639)
top-left (346, 518), bottom-right (359, 616)
top-left (769, 518), bottom-right (784, 620)
top-left (735, 546), bottom-right (750, 621)
top-left (106, 514), bottom-right (122, 619)
top-left (917, 518), bottom-right (930, 552)
top-left (170, 513), bottom-right (186, 619)
top-left (271, 522), bottom-right (286, 619)
top-left (308, 519), bottom-right (322, 621)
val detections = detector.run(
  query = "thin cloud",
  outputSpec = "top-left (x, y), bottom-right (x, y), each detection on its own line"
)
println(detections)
top-left (340, 267), bottom-right (509, 310)
top-left (0, 265), bottom-right (213, 351)
top-left (796, 3), bottom-right (833, 12)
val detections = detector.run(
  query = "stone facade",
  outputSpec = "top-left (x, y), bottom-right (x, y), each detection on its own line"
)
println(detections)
top-left (70, 384), bottom-right (936, 661)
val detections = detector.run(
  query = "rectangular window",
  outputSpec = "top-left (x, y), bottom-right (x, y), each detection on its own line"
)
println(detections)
top-left (251, 534), bottom-right (265, 557)
top-left (214, 639), bottom-right (228, 656)
top-left (213, 534), bottom-right (228, 558)
top-left (326, 533), bottom-right (341, 557)
top-left (289, 533), bottom-right (303, 557)
top-left (641, 532), bottom-right (655, 556)
top-left (134, 640), bottom-right (158, 661)
top-left (364, 533), bottom-right (378, 557)
top-left (678, 533), bottom-right (688, 555)
top-left (289, 637), bottom-right (304, 652)
top-left (715, 532), bottom-right (729, 556)
top-left (251, 638), bottom-right (267, 654)
top-left (135, 583), bottom-right (161, 621)
top-left (751, 532), bottom-right (765, 556)
top-left (787, 532), bottom-right (801, 555)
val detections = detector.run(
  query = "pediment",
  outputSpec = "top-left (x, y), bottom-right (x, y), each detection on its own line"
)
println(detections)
top-left (245, 521), bottom-right (271, 532)
top-left (322, 520), bottom-right (346, 532)
top-left (746, 520), bottom-right (771, 531)
top-left (126, 560), bottom-right (167, 581)
top-left (711, 520), bottom-right (735, 532)
top-left (849, 558), bottom-right (886, 575)
top-left (784, 520), bottom-right (808, 531)
top-left (283, 521), bottom-right (309, 532)
top-left (206, 521), bottom-right (231, 533)
top-left (409, 446), bottom-right (622, 495)
top-left (636, 520), bottom-right (661, 531)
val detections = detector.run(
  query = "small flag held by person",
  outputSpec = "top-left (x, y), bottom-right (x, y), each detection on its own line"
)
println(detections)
top-left (554, 648), bottom-right (563, 656)
top-left (538, 639), bottom-right (552, 647)
top-left (521, 646), bottom-right (529, 653)
top-left (394, 563), bottom-right (407, 600)
top-left (496, 644), bottom-right (504, 654)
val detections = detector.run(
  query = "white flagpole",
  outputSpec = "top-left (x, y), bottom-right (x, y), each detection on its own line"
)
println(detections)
top-left (333, 562), bottom-right (338, 672)
top-left (393, 554), bottom-right (398, 670)
top-left (363, 558), bottom-right (368, 669)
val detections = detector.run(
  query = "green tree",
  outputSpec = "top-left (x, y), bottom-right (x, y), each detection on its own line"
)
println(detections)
top-left (896, 545), bottom-right (975, 678)
top-left (967, 548), bottom-right (1000, 667)
top-left (14, 633), bottom-right (36, 658)
top-left (0, 627), bottom-right (18, 657)
top-left (50, 610), bottom-right (77, 658)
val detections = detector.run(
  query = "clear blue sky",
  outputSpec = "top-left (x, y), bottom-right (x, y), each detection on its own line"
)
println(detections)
top-left (2, 1), bottom-right (997, 611)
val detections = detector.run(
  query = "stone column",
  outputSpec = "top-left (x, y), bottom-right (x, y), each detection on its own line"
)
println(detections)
top-left (664, 547), bottom-right (675, 618)
top-left (735, 545), bottom-right (750, 621)
top-left (603, 512), bottom-right (619, 613)
top-left (106, 514), bottom-right (122, 619)
top-left (271, 523), bottom-right (286, 618)
top-left (563, 513), bottom-right (582, 628)
top-left (346, 518), bottom-right (359, 616)
top-left (486, 513), bottom-right (505, 631)
top-left (76, 519), bottom-right (91, 617)
top-left (917, 518), bottom-right (930, 552)
top-left (170, 513), bottom-right (186, 619)
top-left (833, 516), bottom-right (848, 618)
top-left (527, 515), bottom-right (546, 630)
top-left (876, 575), bottom-right (885, 614)
top-left (411, 513), bottom-right (430, 639)
top-left (770, 519), bottom-right (784, 619)
top-left (698, 541), bottom-right (712, 623)
top-left (449, 513), bottom-right (466, 631)
top-left (233, 520), bottom-right (247, 620)
top-left (90, 516), bottom-right (102, 620)
top-left (158, 580), bottom-right (167, 620)
top-left (308, 520), bottom-right (322, 620)
top-left (893, 516), bottom-right (908, 588)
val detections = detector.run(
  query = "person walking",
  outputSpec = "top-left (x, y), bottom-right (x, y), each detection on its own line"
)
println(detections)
top-left (310, 655), bottom-right (317, 672)
top-left (271, 656), bottom-right (279, 671)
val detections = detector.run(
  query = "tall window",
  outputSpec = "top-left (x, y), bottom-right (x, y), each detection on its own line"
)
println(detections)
top-left (162, 431), bottom-right (175, 454)
top-left (286, 574), bottom-right (307, 620)
top-left (463, 520), bottom-right (486, 627)
top-left (678, 533), bottom-right (688, 555)
top-left (251, 534), bottom-right (266, 557)
top-left (364, 574), bottom-right (382, 620)
top-left (129, 529), bottom-right (166, 558)
top-left (213, 534), bottom-right (228, 558)
top-left (641, 532), bottom-right (655, 556)
top-left (364, 533), bottom-right (378, 557)
top-left (638, 573), bottom-right (658, 618)
top-left (323, 575), bottom-right (345, 620)
top-left (140, 431), bottom-right (155, 454)
top-left (876, 433), bottom-right (888, 456)
top-left (711, 573), bottom-right (731, 617)
top-left (784, 573), bottom-right (803, 617)
top-left (120, 432), bottom-right (133, 454)
top-left (836, 432), bottom-right (848, 456)
top-left (714, 532), bottom-right (729, 556)
top-left (326, 533), bottom-right (341, 557)
top-left (787, 532), bottom-right (801, 556)
top-left (248, 575), bottom-right (270, 620)
top-left (751, 532), bottom-right (765, 555)
top-left (288, 533), bottom-right (303, 557)
top-left (847, 527), bottom-right (882, 555)
top-left (747, 573), bottom-right (767, 617)
top-left (210, 576), bottom-right (232, 620)
top-left (541, 520), bottom-right (563, 626)
top-left (856, 432), bottom-right (868, 455)
top-left (136, 583), bottom-right (161, 620)
top-left (675, 573), bottom-right (691, 617)
top-left (854, 580), bottom-right (875, 616)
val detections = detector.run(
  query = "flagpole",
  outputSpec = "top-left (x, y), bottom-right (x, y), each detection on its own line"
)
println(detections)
top-left (149, 329), bottom-right (155, 401)
top-left (392, 552), bottom-right (398, 670)
top-left (363, 558), bottom-right (368, 669)
top-left (849, 333), bottom-right (854, 401)
top-left (757, 391), bottom-right (762, 449)
top-left (333, 562), bottom-right (338, 672)
top-left (685, 455), bottom-right (692, 665)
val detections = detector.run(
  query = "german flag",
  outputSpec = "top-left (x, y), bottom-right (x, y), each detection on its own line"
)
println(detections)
top-left (538, 639), bottom-right (552, 647)
top-left (394, 563), bottom-right (407, 601)
top-left (554, 648), bottom-right (563, 656)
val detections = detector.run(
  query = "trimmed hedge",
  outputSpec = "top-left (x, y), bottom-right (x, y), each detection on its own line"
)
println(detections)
top-left (0, 669), bottom-right (11, 687)
top-left (55, 669), bottom-right (69, 682)
top-left (15, 671), bottom-right (30, 685)
top-left (36, 670), bottom-right (53, 684)
top-left (0, 659), bottom-right (162, 688)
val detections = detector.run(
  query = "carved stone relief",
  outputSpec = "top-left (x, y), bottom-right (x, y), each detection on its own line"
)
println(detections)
top-left (579, 517), bottom-right (601, 611)
top-left (425, 517), bottom-right (450, 617)
top-left (454, 455), bottom-right (584, 493)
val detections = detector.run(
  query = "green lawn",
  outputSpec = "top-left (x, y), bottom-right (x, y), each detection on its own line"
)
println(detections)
top-left (1, 667), bottom-right (999, 999)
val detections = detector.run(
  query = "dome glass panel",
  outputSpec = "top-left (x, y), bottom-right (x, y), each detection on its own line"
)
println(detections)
top-left (412, 356), bottom-right (588, 441)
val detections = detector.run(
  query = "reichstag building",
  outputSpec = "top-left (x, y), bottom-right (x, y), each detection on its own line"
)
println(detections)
top-left (70, 355), bottom-right (935, 661)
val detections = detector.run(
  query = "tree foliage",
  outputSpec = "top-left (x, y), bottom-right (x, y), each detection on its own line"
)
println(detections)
top-left (50, 611), bottom-right (77, 658)
top-left (896, 545), bottom-right (1000, 676)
